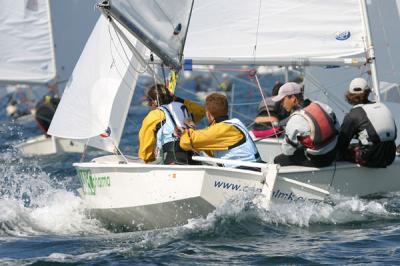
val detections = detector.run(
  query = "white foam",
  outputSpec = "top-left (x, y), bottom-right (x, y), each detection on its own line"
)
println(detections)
top-left (183, 191), bottom-right (398, 232)
top-left (0, 150), bottom-right (107, 236)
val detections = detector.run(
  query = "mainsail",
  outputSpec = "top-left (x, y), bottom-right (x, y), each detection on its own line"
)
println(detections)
top-left (104, 0), bottom-right (194, 69)
top-left (0, 0), bottom-right (56, 84)
top-left (184, 0), bottom-right (367, 66)
top-left (48, 16), bottom-right (146, 152)
top-left (304, 0), bottom-right (400, 123)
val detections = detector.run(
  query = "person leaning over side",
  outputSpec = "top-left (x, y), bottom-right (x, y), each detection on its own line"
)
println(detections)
top-left (272, 82), bottom-right (339, 167)
top-left (179, 93), bottom-right (262, 170)
top-left (138, 84), bottom-right (205, 164)
top-left (337, 77), bottom-right (397, 167)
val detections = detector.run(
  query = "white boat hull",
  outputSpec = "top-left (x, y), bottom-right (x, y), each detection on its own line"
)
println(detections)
top-left (254, 138), bottom-right (282, 162)
top-left (74, 155), bottom-right (400, 231)
top-left (16, 135), bottom-right (85, 156)
top-left (75, 156), bottom-right (264, 230)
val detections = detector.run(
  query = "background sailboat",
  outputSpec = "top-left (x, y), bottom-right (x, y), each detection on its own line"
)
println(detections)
top-left (0, 0), bottom-right (99, 155)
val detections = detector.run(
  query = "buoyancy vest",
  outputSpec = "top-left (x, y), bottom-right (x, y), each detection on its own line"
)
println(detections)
top-left (295, 102), bottom-right (337, 150)
top-left (252, 126), bottom-right (282, 138)
top-left (156, 102), bottom-right (192, 149)
top-left (213, 118), bottom-right (261, 168)
top-left (354, 102), bottom-right (397, 143)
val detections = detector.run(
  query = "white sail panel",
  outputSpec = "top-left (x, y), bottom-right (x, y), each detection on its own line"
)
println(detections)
top-left (367, 0), bottom-right (400, 99)
top-left (108, 0), bottom-right (193, 69)
top-left (0, 0), bottom-right (56, 84)
top-left (48, 16), bottom-right (146, 152)
top-left (304, 0), bottom-right (400, 117)
top-left (184, 0), bottom-right (365, 61)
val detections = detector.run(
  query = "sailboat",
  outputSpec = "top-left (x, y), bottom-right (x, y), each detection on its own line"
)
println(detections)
top-left (0, 0), bottom-right (85, 155)
top-left (48, 0), bottom-right (400, 231)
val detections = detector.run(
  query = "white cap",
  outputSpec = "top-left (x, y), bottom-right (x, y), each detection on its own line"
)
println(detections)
top-left (348, 78), bottom-right (370, 94)
top-left (271, 82), bottom-right (302, 102)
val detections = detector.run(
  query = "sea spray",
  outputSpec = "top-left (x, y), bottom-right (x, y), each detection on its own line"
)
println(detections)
top-left (0, 149), bottom-right (106, 236)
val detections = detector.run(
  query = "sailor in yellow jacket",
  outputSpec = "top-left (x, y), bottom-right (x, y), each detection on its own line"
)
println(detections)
top-left (179, 93), bottom-right (262, 169)
top-left (138, 84), bottom-right (205, 164)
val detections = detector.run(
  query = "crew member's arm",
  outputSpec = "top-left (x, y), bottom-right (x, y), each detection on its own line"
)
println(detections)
top-left (179, 122), bottom-right (243, 152)
top-left (281, 115), bottom-right (309, 155)
top-left (138, 109), bottom-right (165, 163)
top-left (337, 111), bottom-right (358, 156)
top-left (174, 96), bottom-right (205, 123)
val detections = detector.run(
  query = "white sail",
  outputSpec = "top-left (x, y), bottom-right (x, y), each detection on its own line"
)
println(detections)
top-left (0, 0), bottom-right (56, 84)
top-left (106, 0), bottom-right (194, 69)
top-left (304, 0), bottom-right (400, 142)
top-left (184, 0), bottom-right (366, 65)
top-left (48, 16), bottom-right (146, 152)
top-left (305, 0), bottom-right (400, 106)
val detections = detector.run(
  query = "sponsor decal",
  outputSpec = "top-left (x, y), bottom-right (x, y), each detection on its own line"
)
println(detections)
top-left (271, 189), bottom-right (304, 202)
top-left (77, 169), bottom-right (110, 196)
top-left (335, 31), bottom-right (351, 41)
top-left (213, 180), bottom-right (305, 202)
top-left (213, 180), bottom-right (262, 193)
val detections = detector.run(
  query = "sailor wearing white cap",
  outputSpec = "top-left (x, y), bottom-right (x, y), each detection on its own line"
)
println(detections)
top-left (337, 78), bottom-right (397, 167)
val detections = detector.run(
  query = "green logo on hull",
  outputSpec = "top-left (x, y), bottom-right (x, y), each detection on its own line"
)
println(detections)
top-left (77, 169), bottom-right (110, 196)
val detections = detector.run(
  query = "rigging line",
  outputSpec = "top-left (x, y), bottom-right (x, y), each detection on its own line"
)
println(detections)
top-left (192, 67), bottom-right (260, 90)
top-left (253, 0), bottom-right (262, 65)
top-left (232, 109), bottom-right (255, 123)
top-left (108, 24), bottom-right (147, 155)
top-left (109, 23), bottom-right (148, 74)
top-left (109, 18), bottom-right (162, 82)
top-left (80, 138), bottom-right (90, 163)
top-left (108, 25), bottom-right (142, 93)
top-left (151, 62), bottom-right (161, 106)
top-left (254, 73), bottom-right (279, 142)
top-left (175, 84), bottom-right (200, 98)
top-left (161, 64), bottom-right (167, 86)
top-left (207, 66), bottom-right (222, 86)
top-left (113, 137), bottom-right (129, 164)
top-left (329, 159), bottom-right (337, 187)
top-left (305, 71), bottom-right (349, 114)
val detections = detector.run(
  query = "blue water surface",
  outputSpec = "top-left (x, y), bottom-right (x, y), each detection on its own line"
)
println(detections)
top-left (1, 73), bottom-right (400, 265)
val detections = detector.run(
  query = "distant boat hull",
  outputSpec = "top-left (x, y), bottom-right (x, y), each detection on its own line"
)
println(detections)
top-left (16, 135), bottom-right (85, 156)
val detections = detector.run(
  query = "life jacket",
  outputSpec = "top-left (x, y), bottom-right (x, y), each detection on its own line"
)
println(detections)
top-left (156, 101), bottom-right (192, 149)
top-left (252, 126), bottom-right (282, 138)
top-left (354, 102), bottom-right (397, 143)
top-left (213, 118), bottom-right (261, 168)
top-left (295, 102), bottom-right (337, 150)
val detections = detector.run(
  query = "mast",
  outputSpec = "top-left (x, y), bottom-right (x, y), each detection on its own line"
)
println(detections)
top-left (360, 0), bottom-right (381, 102)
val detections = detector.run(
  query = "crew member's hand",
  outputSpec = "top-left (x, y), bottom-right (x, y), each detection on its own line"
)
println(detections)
top-left (173, 127), bottom-right (184, 138)
top-left (184, 119), bottom-right (195, 129)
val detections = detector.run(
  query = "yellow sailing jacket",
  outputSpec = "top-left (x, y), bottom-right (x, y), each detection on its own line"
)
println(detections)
top-left (138, 98), bottom-right (205, 163)
top-left (179, 117), bottom-right (245, 156)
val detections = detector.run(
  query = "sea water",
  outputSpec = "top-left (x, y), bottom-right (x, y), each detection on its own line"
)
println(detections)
top-left (1, 75), bottom-right (400, 265)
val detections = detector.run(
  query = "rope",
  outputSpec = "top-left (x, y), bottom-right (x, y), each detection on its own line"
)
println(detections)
top-left (109, 22), bottom-right (148, 75)
top-left (253, 0), bottom-right (262, 65)
top-left (253, 73), bottom-right (280, 142)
